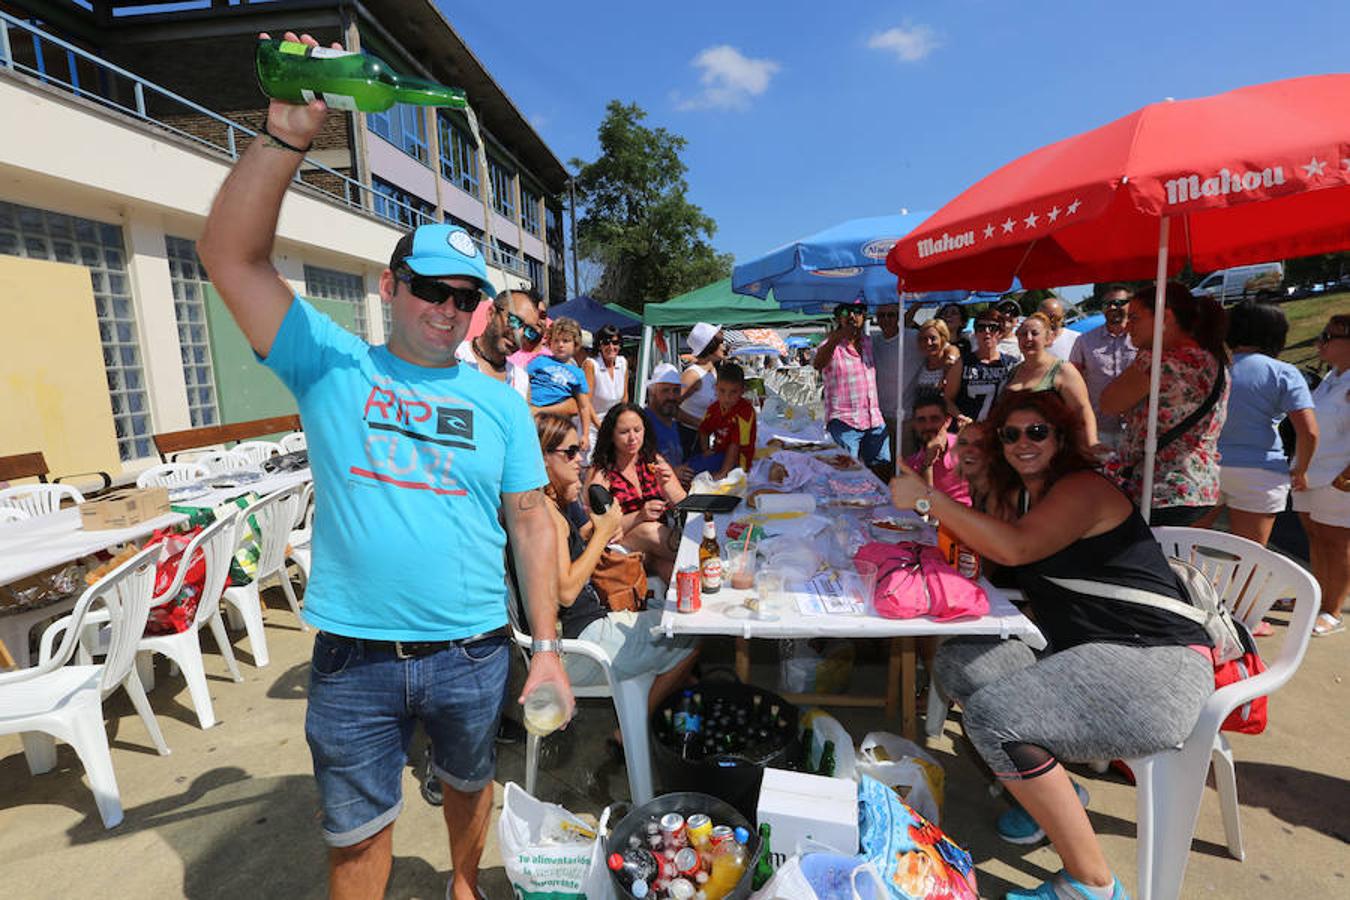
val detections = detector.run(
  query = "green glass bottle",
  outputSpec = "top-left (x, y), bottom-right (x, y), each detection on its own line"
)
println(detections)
top-left (751, 823), bottom-right (775, 890)
top-left (255, 38), bottom-right (467, 112)
top-left (819, 740), bottom-right (837, 778)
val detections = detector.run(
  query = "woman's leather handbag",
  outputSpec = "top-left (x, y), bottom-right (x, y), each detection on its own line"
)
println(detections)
top-left (591, 548), bottom-right (648, 612)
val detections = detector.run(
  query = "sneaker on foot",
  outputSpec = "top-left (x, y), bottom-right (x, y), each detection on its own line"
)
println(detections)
top-left (1004, 871), bottom-right (1128, 900)
top-left (996, 782), bottom-right (1090, 844)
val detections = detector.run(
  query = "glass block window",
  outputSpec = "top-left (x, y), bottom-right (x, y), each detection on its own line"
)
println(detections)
top-left (304, 264), bottom-right (368, 339)
top-left (521, 185), bottom-right (541, 236)
top-left (0, 201), bottom-right (152, 460)
top-left (487, 155), bottom-right (516, 219)
top-left (372, 177), bottom-right (435, 229)
top-left (165, 236), bottom-right (220, 428)
top-left (438, 112), bottom-right (480, 198)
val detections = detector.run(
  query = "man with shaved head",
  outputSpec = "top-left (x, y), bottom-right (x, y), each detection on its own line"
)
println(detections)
top-left (1039, 295), bottom-right (1080, 360)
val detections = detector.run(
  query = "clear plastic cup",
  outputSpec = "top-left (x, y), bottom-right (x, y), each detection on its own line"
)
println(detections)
top-left (753, 569), bottom-right (786, 617)
top-left (522, 683), bottom-right (566, 736)
top-left (853, 559), bottom-right (879, 613)
top-left (725, 538), bottom-right (758, 591)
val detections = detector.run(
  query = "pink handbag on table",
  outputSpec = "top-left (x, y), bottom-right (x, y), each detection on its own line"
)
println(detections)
top-left (855, 541), bottom-right (989, 621)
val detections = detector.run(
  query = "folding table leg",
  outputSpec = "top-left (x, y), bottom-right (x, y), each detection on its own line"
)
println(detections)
top-left (885, 637), bottom-right (901, 719)
top-left (735, 637), bottom-right (751, 682)
top-left (900, 637), bottom-right (918, 740)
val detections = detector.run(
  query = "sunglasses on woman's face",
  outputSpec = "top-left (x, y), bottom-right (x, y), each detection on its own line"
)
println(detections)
top-left (397, 270), bottom-right (482, 312)
top-left (600, 337), bottom-right (622, 346)
top-left (998, 423), bottom-right (1054, 444)
top-left (506, 311), bottom-right (542, 343)
top-left (973, 322), bottom-right (1001, 333)
top-left (550, 444), bottom-right (582, 460)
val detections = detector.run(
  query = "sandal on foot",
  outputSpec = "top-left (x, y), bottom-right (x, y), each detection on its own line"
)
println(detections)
top-left (1252, 620), bottom-right (1275, 637)
top-left (1313, 612), bottom-right (1344, 637)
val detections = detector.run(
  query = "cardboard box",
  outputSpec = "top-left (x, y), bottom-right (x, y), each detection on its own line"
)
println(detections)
top-left (756, 767), bottom-right (859, 863)
top-left (79, 487), bottom-right (170, 531)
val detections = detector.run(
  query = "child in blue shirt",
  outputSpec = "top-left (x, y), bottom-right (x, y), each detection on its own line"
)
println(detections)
top-left (528, 317), bottom-right (597, 449)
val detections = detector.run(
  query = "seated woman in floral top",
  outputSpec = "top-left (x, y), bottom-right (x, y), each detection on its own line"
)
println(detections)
top-left (1100, 283), bottom-right (1229, 526)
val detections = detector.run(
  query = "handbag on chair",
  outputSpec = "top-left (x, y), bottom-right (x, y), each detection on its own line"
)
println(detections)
top-left (591, 547), bottom-right (648, 612)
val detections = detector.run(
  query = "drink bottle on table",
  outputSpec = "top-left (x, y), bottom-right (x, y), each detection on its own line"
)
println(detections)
top-left (255, 37), bottom-right (468, 112)
top-left (699, 513), bottom-right (723, 593)
top-left (752, 822), bottom-right (775, 890)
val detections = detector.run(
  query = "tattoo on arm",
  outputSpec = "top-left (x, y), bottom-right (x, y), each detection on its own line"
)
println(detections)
top-left (514, 488), bottom-right (545, 511)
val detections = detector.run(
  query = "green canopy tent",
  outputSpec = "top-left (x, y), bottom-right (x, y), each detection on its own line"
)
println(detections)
top-left (635, 278), bottom-right (825, 398)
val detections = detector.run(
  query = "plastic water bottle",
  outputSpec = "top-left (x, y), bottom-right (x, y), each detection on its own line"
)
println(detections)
top-left (522, 683), bottom-right (565, 737)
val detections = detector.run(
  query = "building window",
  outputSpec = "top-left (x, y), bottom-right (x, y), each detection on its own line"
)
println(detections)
top-left (0, 201), bottom-right (152, 460)
top-left (371, 177), bottom-right (435, 230)
top-left (545, 205), bottom-right (563, 245)
top-left (521, 186), bottom-right (541, 236)
top-left (368, 103), bottom-right (429, 165)
top-left (487, 155), bottom-right (516, 219)
top-left (437, 112), bottom-right (480, 198)
top-left (491, 237), bottom-right (525, 276)
top-left (304, 264), bottom-right (369, 339)
top-left (524, 255), bottom-right (543, 289)
top-left (165, 236), bottom-right (220, 428)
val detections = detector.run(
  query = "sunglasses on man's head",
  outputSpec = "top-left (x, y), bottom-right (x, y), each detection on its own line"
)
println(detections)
top-left (506, 311), bottom-right (542, 343)
top-left (999, 423), bottom-right (1054, 444)
top-left (973, 322), bottom-right (1001, 333)
top-left (397, 268), bottom-right (482, 312)
top-left (550, 444), bottom-right (582, 460)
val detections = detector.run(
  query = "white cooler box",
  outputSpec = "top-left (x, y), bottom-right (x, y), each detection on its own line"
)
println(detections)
top-left (755, 767), bottom-right (859, 862)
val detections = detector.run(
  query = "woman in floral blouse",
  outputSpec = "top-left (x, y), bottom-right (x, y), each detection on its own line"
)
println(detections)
top-left (1100, 283), bottom-right (1229, 525)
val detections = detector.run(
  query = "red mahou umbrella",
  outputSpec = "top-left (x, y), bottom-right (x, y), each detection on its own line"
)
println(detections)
top-left (886, 73), bottom-right (1350, 520)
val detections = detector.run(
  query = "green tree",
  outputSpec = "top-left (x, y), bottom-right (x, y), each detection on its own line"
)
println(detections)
top-left (570, 101), bottom-right (732, 310)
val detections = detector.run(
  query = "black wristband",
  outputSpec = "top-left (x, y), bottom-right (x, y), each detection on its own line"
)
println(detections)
top-left (261, 124), bottom-right (312, 154)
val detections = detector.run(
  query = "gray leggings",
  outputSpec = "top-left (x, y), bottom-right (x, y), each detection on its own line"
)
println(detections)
top-left (934, 637), bottom-right (1213, 780)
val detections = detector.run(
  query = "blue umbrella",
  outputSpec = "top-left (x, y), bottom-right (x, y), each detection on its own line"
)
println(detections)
top-left (546, 295), bottom-right (642, 334)
top-left (732, 213), bottom-right (975, 312)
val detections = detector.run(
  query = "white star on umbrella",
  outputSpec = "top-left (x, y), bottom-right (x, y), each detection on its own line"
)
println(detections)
top-left (1001, 217), bottom-right (1016, 233)
top-left (1024, 211), bottom-right (1039, 229)
top-left (983, 223), bottom-right (995, 239)
top-left (1303, 157), bottom-right (1327, 178)
top-left (1066, 199), bottom-right (1081, 215)
top-left (1047, 206), bottom-right (1061, 222)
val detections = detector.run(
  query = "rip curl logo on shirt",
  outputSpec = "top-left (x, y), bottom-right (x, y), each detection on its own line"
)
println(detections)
top-left (447, 230), bottom-right (478, 258)
top-left (436, 407), bottom-right (475, 440)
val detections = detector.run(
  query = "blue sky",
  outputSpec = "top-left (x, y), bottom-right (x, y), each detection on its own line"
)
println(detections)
top-left (442, 0), bottom-right (1350, 282)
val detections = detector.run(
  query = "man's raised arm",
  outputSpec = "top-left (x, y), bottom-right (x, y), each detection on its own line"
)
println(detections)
top-left (197, 31), bottom-right (333, 357)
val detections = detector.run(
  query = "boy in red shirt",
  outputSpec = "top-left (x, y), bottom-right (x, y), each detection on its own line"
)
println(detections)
top-left (692, 362), bottom-right (758, 478)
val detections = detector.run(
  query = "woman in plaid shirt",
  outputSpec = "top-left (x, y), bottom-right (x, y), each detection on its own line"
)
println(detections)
top-left (814, 300), bottom-right (892, 474)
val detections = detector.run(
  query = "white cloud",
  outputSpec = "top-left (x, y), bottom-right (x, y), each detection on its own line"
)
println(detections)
top-left (867, 24), bottom-right (941, 63)
top-left (675, 45), bottom-right (781, 111)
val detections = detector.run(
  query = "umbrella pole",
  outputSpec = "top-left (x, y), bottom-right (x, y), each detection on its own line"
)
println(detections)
top-left (896, 313), bottom-right (906, 464)
top-left (637, 323), bottom-right (654, 401)
top-left (1140, 216), bottom-right (1171, 522)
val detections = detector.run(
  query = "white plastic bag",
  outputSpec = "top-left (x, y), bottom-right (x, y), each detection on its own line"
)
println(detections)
top-left (752, 852), bottom-right (885, 899)
top-left (690, 466), bottom-right (747, 497)
top-left (498, 782), bottom-right (612, 899)
top-left (798, 709), bottom-right (857, 780)
top-left (855, 732), bottom-right (945, 825)
top-left (780, 641), bottom-right (855, 696)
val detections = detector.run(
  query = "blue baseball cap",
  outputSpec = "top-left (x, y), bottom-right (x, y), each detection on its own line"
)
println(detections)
top-left (398, 224), bottom-right (496, 297)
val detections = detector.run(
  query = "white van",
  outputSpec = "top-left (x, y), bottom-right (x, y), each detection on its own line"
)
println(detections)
top-left (1191, 262), bottom-right (1284, 303)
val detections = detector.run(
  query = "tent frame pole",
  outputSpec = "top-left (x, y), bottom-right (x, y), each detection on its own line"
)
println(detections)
top-left (1140, 216), bottom-right (1171, 522)
top-left (637, 323), bottom-right (654, 402)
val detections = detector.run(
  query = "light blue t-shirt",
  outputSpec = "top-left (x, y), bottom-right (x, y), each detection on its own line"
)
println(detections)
top-left (1217, 351), bottom-right (1313, 472)
top-left (262, 298), bottom-right (546, 641)
top-left (527, 355), bottom-right (589, 407)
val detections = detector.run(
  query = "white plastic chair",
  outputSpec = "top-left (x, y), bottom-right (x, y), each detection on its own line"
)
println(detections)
top-left (0, 483), bottom-right (84, 516)
top-left (504, 565), bottom-right (655, 805)
top-left (222, 485), bottom-right (305, 665)
top-left (0, 545), bottom-right (165, 828)
top-left (0, 506), bottom-right (30, 523)
top-left (1127, 527), bottom-right (1319, 900)
top-left (195, 450), bottom-right (252, 474)
top-left (136, 462), bottom-right (209, 489)
top-left (80, 514), bottom-right (242, 730)
top-left (286, 483), bottom-right (316, 586)
top-left (230, 441), bottom-right (282, 467)
top-left (278, 432), bottom-right (307, 453)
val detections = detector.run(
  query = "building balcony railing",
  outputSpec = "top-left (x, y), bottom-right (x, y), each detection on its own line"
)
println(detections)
top-left (0, 11), bottom-right (528, 277)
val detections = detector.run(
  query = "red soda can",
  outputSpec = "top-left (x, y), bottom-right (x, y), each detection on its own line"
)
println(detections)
top-left (659, 812), bottom-right (688, 850)
top-left (676, 566), bottom-right (701, 613)
top-left (707, 824), bottom-right (735, 850)
top-left (673, 847), bottom-right (702, 879)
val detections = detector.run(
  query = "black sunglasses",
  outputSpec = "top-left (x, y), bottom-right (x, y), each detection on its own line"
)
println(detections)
top-left (1103, 298), bottom-right (1129, 308)
top-left (506, 311), bottom-right (542, 343)
top-left (550, 444), bottom-right (582, 460)
top-left (599, 337), bottom-right (622, 346)
top-left (973, 322), bottom-right (1001, 333)
top-left (1317, 329), bottom-right (1347, 343)
top-left (999, 423), bottom-right (1054, 444)
top-left (396, 268), bottom-right (482, 312)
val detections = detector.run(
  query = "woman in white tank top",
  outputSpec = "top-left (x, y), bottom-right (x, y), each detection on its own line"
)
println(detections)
top-left (584, 325), bottom-right (629, 452)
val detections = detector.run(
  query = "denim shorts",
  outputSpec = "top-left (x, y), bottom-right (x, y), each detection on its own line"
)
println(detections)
top-left (826, 419), bottom-right (893, 466)
top-left (304, 630), bottom-right (510, 847)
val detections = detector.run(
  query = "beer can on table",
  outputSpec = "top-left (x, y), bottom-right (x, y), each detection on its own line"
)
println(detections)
top-left (676, 566), bottom-right (701, 613)
top-left (659, 812), bottom-right (688, 850)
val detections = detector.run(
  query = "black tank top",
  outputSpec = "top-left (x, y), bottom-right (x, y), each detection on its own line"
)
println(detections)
top-left (557, 501), bottom-right (608, 640)
top-left (1014, 477), bottom-right (1211, 651)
